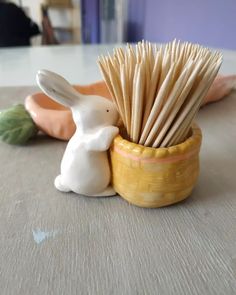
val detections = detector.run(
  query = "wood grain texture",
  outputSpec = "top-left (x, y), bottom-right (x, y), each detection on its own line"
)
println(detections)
top-left (0, 86), bottom-right (236, 295)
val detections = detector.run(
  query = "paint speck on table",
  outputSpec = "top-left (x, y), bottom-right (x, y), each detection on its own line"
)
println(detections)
top-left (32, 229), bottom-right (58, 244)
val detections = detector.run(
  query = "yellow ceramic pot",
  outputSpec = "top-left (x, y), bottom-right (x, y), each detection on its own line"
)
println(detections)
top-left (110, 124), bottom-right (202, 208)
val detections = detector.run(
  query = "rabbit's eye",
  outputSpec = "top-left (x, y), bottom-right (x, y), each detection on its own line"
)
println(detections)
top-left (106, 109), bottom-right (109, 112)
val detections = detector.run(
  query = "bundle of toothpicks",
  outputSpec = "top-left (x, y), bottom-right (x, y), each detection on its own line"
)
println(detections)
top-left (98, 40), bottom-right (222, 148)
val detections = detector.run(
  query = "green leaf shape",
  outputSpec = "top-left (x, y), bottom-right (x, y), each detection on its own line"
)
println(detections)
top-left (0, 104), bottom-right (38, 145)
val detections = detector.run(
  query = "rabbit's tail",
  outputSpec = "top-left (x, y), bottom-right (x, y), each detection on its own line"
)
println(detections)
top-left (54, 175), bottom-right (70, 192)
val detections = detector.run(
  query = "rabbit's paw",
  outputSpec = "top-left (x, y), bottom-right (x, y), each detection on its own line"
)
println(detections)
top-left (98, 126), bottom-right (119, 150)
top-left (54, 175), bottom-right (70, 192)
top-left (102, 126), bottom-right (119, 139)
top-left (86, 126), bottom-right (119, 151)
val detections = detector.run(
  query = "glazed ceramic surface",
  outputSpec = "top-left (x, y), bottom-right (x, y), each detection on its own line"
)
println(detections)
top-left (110, 124), bottom-right (202, 208)
top-left (25, 92), bottom-right (75, 140)
top-left (36, 70), bottom-right (119, 197)
top-left (203, 74), bottom-right (236, 104)
top-left (26, 75), bottom-right (234, 140)
top-left (25, 81), bottom-right (112, 140)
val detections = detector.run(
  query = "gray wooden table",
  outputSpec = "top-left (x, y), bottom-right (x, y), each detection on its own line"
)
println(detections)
top-left (0, 86), bottom-right (236, 295)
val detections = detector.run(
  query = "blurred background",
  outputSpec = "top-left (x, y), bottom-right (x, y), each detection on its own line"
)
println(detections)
top-left (1, 0), bottom-right (236, 49)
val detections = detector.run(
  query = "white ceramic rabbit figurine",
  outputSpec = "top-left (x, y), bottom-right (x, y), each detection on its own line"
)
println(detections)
top-left (36, 70), bottom-right (119, 197)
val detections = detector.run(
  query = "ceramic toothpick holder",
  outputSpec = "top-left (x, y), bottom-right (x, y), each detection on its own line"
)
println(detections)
top-left (109, 124), bottom-right (202, 208)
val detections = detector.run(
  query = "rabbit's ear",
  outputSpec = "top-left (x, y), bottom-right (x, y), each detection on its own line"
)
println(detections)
top-left (36, 70), bottom-right (80, 108)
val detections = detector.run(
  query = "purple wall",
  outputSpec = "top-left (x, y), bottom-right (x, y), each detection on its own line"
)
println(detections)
top-left (127, 0), bottom-right (146, 42)
top-left (128, 0), bottom-right (236, 50)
